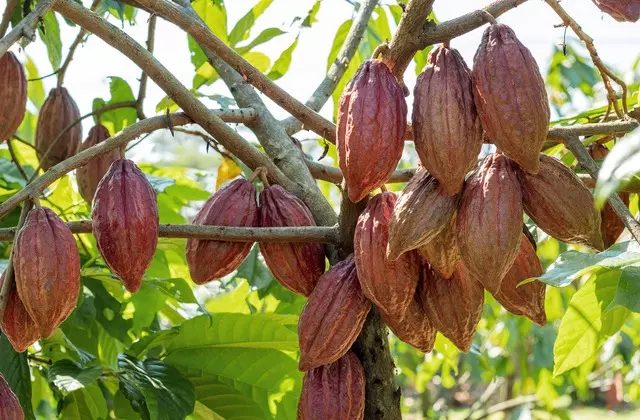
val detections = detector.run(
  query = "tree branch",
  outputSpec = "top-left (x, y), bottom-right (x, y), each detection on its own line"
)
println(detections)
top-left (136, 13), bottom-right (156, 120)
top-left (0, 0), bottom-right (19, 38)
top-left (0, 0), bottom-right (57, 56)
top-left (6, 138), bottom-right (30, 181)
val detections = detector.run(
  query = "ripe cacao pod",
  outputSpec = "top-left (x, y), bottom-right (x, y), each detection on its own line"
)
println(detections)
top-left (92, 159), bottom-right (159, 293)
top-left (35, 87), bottom-right (82, 171)
top-left (186, 179), bottom-right (259, 284)
top-left (493, 233), bottom-right (547, 325)
top-left (457, 153), bottom-right (523, 293)
top-left (298, 256), bottom-right (371, 371)
top-left (517, 155), bottom-right (604, 250)
top-left (417, 213), bottom-right (460, 279)
top-left (413, 45), bottom-right (483, 196)
top-left (13, 207), bottom-right (81, 338)
top-left (473, 23), bottom-right (550, 174)
top-left (337, 59), bottom-right (407, 202)
top-left (593, 0), bottom-right (640, 21)
top-left (387, 168), bottom-right (459, 260)
top-left (298, 351), bottom-right (365, 420)
top-left (0, 272), bottom-right (39, 353)
top-left (0, 52), bottom-right (27, 142)
top-left (419, 262), bottom-right (484, 352)
top-left (354, 192), bottom-right (419, 318)
top-left (0, 374), bottom-right (23, 420)
top-left (76, 125), bottom-right (120, 205)
top-left (259, 185), bottom-right (325, 296)
top-left (381, 289), bottom-right (436, 353)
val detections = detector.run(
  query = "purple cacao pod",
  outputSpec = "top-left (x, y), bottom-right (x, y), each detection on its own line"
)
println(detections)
top-left (76, 124), bottom-right (120, 205)
top-left (593, 0), bottom-right (640, 21)
top-left (0, 272), bottom-right (39, 353)
top-left (0, 374), bottom-right (23, 420)
top-left (0, 52), bottom-right (27, 142)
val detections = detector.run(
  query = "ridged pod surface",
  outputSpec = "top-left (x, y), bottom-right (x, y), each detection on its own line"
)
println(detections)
top-left (354, 192), bottom-right (419, 318)
top-left (0, 374), bottom-right (23, 420)
top-left (457, 153), bottom-right (523, 294)
top-left (418, 214), bottom-right (460, 279)
top-left (35, 87), bottom-right (82, 171)
top-left (76, 125), bottom-right (120, 205)
top-left (259, 185), bottom-right (325, 296)
top-left (92, 159), bottom-right (159, 293)
top-left (13, 207), bottom-right (80, 338)
top-left (298, 256), bottom-right (371, 371)
top-left (298, 351), bottom-right (365, 420)
top-left (493, 234), bottom-right (546, 325)
top-left (0, 52), bottom-right (27, 142)
top-left (473, 23), bottom-right (550, 174)
top-left (0, 272), bottom-right (39, 353)
top-left (517, 155), bottom-right (604, 250)
top-left (337, 60), bottom-right (407, 202)
top-left (186, 179), bottom-right (258, 284)
top-left (413, 46), bottom-right (483, 195)
top-left (381, 286), bottom-right (436, 353)
top-left (593, 0), bottom-right (640, 21)
top-left (387, 168), bottom-right (459, 260)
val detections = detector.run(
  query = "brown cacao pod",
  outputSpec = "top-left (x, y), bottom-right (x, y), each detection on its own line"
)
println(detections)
top-left (417, 213), bottom-right (460, 279)
top-left (387, 168), bottom-right (460, 260)
top-left (588, 143), bottom-right (610, 161)
top-left (518, 155), bottom-right (604, 250)
top-left (381, 287), bottom-right (436, 353)
top-left (0, 374), bottom-right (23, 420)
top-left (0, 272), bottom-right (39, 353)
top-left (413, 45), bottom-right (483, 196)
top-left (457, 153), bottom-right (523, 294)
top-left (186, 179), bottom-right (259, 284)
top-left (13, 207), bottom-right (80, 338)
top-left (493, 233), bottom-right (547, 325)
top-left (0, 52), bottom-right (27, 142)
top-left (298, 351), bottom-right (365, 420)
top-left (76, 125), bottom-right (120, 205)
top-left (354, 192), bottom-right (419, 318)
top-left (259, 185), bottom-right (325, 296)
top-left (419, 262), bottom-right (484, 352)
top-left (593, 0), bottom-right (640, 21)
top-left (298, 256), bottom-right (371, 371)
top-left (35, 87), bottom-right (82, 171)
top-left (473, 23), bottom-right (550, 174)
top-left (337, 59), bottom-right (407, 202)
top-left (92, 159), bottom-right (159, 293)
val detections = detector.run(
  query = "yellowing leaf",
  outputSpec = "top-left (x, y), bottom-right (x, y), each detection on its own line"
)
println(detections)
top-left (216, 157), bottom-right (241, 189)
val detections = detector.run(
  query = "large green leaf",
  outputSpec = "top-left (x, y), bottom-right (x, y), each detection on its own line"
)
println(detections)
top-left (92, 76), bottom-right (137, 134)
top-left (187, 373), bottom-right (266, 419)
top-left (38, 12), bottom-right (62, 70)
top-left (609, 265), bottom-right (640, 312)
top-left (48, 360), bottom-right (103, 393)
top-left (229, 0), bottom-right (275, 46)
top-left (0, 334), bottom-right (34, 419)
top-left (59, 383), bottom-right (108, 420)
top-left (267, 36), bottom-right (299, 80)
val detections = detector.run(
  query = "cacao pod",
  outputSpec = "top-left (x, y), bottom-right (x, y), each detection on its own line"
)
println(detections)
top-left (472, 23), bottom-right (550, 174)
top-left (0, 374), bottom-right (23, 420)
top-left (76, 125), bottom-right (120, 205)
top-left (381, 289), bottom-right (436, 353)
top-left (493, 233), bottom-right (547, 325)
top-left (593, 0), bottom-right (640, 21)
top-left (354, 192), bottom-right (419, 318)
top-left (413, 45), bottom-right (483, 196)
top-left (186, 179), bottom-right (259, 284)
top-left (92, 159), bottom-right (159, 293)
top-left (517, 155), bottom-right (604, 250)
top-left (419, 262), bottom-right (484, 352)
top-left (13, 207), bottom-right (81, 338)
top-left (387, 168), bottom-right (460, 260)
top-left (457, 153), bottom-right (523, 293)
top-left (587, 143), bottom-right (610, 161)
top-left (298, 256), bottom-right (371, 371)
top-left (0, 52), bottom-right (27, 142)
top-left (35, 87), bottom-right (82, 171)
top-left (337, 59), bottom-right (407, 202)
top-left (0, 272), bottom-right (39, 353)
top-left (298, 351), bottom-right (365, 420)
top-left (259, 185), bottom-right (325, 296)
top-left (417, 213), bottom-right (460, 279)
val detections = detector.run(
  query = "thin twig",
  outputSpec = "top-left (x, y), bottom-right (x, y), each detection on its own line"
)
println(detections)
top-left (0, 0), bottom-right (19, 38)
top-left (28, 69), bottom-right (60, 82)
top-left (172, 127), bottom-right (233, 159)
top-left (136, 14), bottom-right (156, 120)
top-left (10, 134), bottom-right (39, 152)
top-left (6, 138), bottom-right (29, 181)
top-left (0, 0), bottom-right (57, 56)
top-left (27, 355), bottom-right (52, 365)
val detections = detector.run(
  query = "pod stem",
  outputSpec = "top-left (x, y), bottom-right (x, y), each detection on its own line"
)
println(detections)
top-left (249, 167), bottom-right (270, 187)
top-left (481, 10), bottom-right (498, 25)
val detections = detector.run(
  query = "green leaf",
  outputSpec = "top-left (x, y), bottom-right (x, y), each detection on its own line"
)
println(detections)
top-left (60, 383), bottom-right (108, 420)
top-left (242, 51), bottom-right (270, 73)
top-left (25, 56), bottom-right (45, 108)
top-left (595, 129), bottom-right (640, 206)
top-left (83, 277), bottom-right (134, 344)
top-left (301, 1), bottom-right (321, 27)
top-left (38, 12), bottom-right (62, 70)
top-left (93, 76), bottom-right (137, 134)
top-left (414, 46), bottom-right (433, 76)
top-left (234, 245), bottom-right (273, 293)
top-left (192, 0), bottom-right (228, 44)
top-left (609, 265), bottom-right (640, 312)
top-left (235, 28), bottom-right (286, 56)
top-left (188, 374), bottom-right (266, 419)
top-left (267, 36), bottom-right (299, 80)
top-left (144, 174), bottom-right (176, 193)
top-left (48, 360), bottom-right (103, 393)
top-left (228, 0), bottom-right (275, 46)
top-left (0, 334), bottom-right (34, 419)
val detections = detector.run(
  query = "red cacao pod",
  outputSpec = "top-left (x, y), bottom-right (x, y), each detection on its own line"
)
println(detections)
top-left (298, 256), bottom-right (371, 371)
top-left (413, 46), bottom-right (483, 196)
top-left (337, 60), bottom-right (407, 202)
top-left (76, 125), bottom-right (120, 205)
top-left (354, 192), bottom-right (419, 318)
top-left (0, 272), bottom-right (39, 353)
top-left (92, 159), bottom-right (159, 293)
top-left (417, 213), bottom-right (460, 279)
top-left (457, 153), bottom-right (523, 294)
top-left (387, 168), bottom-right (460, 260)
top-left (35, 87), bottom-right (82, 171)
top-left (381, 290), bottom-right (436, 353)
top-left (518, 155), bottom-right (604, 250)
top-left (298, 351), bottom-right (365, 420)
top-left (13, 207), bottom-right (80, 338)
top-left (0, 52), bottom-right (27, 142)
top-left (473, 23), bottom-right (550, 174)
top-left (259, 185), bottom-right (325, 296)
top-left (593, 0), bottom-right (640, 21)
top-left (186, 179), bottom-right (259, 284)
top-left (0, 374), bottom-right (23, 420)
